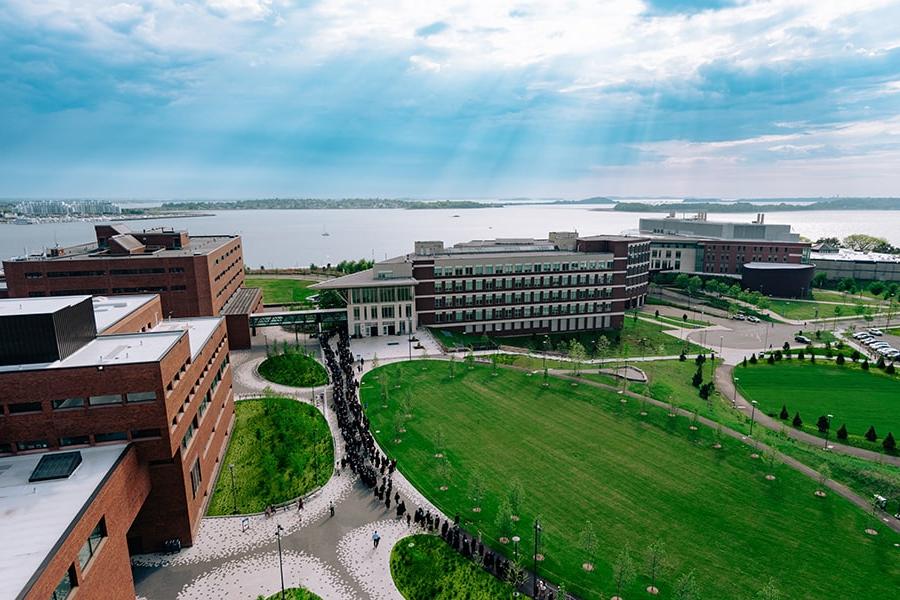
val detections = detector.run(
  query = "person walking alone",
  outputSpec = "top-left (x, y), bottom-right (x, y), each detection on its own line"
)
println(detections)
top-left (372, 530), bottom-right (381, 549)
top-left (329, 501), bottom-right (335, 517)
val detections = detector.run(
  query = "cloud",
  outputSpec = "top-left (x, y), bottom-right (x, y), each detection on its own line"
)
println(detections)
top-left (643, 0), bottom-right (739, 16)
top-left (415, 21), bottom-right (449, 37)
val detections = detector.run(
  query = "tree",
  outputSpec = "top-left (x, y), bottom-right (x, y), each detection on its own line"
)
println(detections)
top-left (836, 424), bottom-right (848, 440)
top-left (767, 354), bottom-right (775, 365)
top-left (612, 545), bottom-right (636, 600)
top-left (699, 382), bottom-right (714, 403)
top-left (317, 289), bottom-right (346, 309)
top-left (851, 349), bottom-right (860, 362)
top-left (578, 521), bottom-right (599, 569)
top-left (750, 353), bottom-right (758, 364)
top-left (756, 578), bottom-right (781, 600)
top-left (687, 276), bottom-right (703, 297)
top-left (448, 354), bottom-right (456, 378)
top-left (494, 499), bottom-right (515, 537)
top-left (692, 368), bottom-right (703, 388)
top-left (505, 556), bottom-right (528, 591)
top-left (862, 358), bottom-right (869, 370)
top-left (507, 479), bottom-right (524, 516)
top-left (812, 271), bottom-right (829, 288)
top-left (468, 472), bottom-right (485, 508)
top-left (877, 356), bottom-right (886, 369)
top-left (643, 539), bottom-right (668, 595)
top-left (568, 340), bottom-right (588, 376)
top-left (675, 273), bottom-right (690, 289)
top-left (679, 351), bottom-right (687, 362)
top-left (843, 233), bottom-right (889, 253)
top-left (436, 459), bottom-right (451, 488)
top-left (836, 353), bottom-right (845, 365)
top-left (673, 570), bottom-right (700, 600)
top-left (884, 432), bottom-right (897, 452)
top-left (792, 412), bottom-right (803, 428)
top-left (371, 353), bottom-right (380, 373)
top-left (865, 425), bottom-right (878, 442)
top-left (595, 335), bottom-right (611, 371)
top-left (464, 347), bottom-right (475, 369)
top-left (695, 353), bottom-right (706, 366)
top-left (434, 426), bottom-right (447, 455)
top-left (777, 405), bottom-right (788, 420)
top-left (817, 463), bottom-right (831, 489)
top-left (816, 415), bottom-right (830, 434)
top-left (887, 362), bottom-right (896, 375)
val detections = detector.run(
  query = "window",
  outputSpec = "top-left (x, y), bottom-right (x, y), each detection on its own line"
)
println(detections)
top-left (190, 458), bottom-right (202, 498)
top-left (78, 519), bottom-right (107, 570)
top-left (17, 439), bottom-right (49, 451)
top-left (60, 435), bottom-right (90, 447)
top-left (126, 391), bottom-right (156, 403)
top-left (52, 398), bottom-right (85, 410)
top-left (95, 431), bottom-right (127, 443)
top-left (89, 394), bottom-right (122, 407)
top-left (8, 402), bottom-right (42, 414)
top-left (51, 565), bottom-right (77, 600)
top-left (131, 428), bottom-right (162, 439)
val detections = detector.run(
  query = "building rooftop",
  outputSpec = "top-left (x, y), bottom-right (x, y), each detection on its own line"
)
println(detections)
top-left (5, 235), bottom-right (237, 262)
top-left (0, 295), bottom-right (91, 317)
top-left (151, 317), bottom-right (222, 361)
top-left (221, 287), bottom-right (262, 315)
top-left (742, 262), bottom-right (814, 270)
top-left (92, 295), bottom-right (157, 333)
top-left (811, 249), bottom-right (900, 263)
top-left (310, 269), bottom-right (418, 290)
top-left (0, 444), bottom-right (130, 600)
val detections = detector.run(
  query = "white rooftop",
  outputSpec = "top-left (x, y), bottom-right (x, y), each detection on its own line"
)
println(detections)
top-left (151, 316), bottom-right (222, 360)
top-left (0, 295), bottom-right (91, 317)
top-left (0, 444), bottom-right (130, 599)
top-left (811, 249), bottom-right (900, 263)
top-left (92, 295), bottom-right (157, 333)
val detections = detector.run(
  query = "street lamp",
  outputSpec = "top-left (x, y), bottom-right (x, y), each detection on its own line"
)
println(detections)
top-left (512, 535), bottom-right (520, 561)
top-left (532, 519), bottom-right (542, 598)
top-left (749, 400), bottom-right (758, 436)
top-left (276, 524), bottom-right (286, 600)
top-left (824, 413), bottom-right (834, 449)
top-left (229, 463), bottom-right (237, 514)
top-left (732, 377), bottom-right (739, 408)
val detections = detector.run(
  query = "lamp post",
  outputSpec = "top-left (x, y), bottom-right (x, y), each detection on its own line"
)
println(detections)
top-left (512, 535), bottom-right (520, 561)
top-left (276, 524), bottom-right (285, 600)
top-left (824, 413), bottom-right (834, 449)
top-left (229, 463), bottom-right (237, 514)
top-left (749, 400), bottom-right (758, 436)
top-left (732, 377), bottom-right (739, 408)
top-left (532, 519), bottom-right (542, 598)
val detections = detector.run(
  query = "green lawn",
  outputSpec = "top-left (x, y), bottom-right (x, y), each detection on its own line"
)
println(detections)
top-left (258, 350), bottom-right (329, 387)
top-left (362, 361), bottom-right (898, 600)
top-left (646, 312), bottom-right (709, 329)
top-left (496, 317), bottom-right (703, 358)
top-left (391, 534), bottom-right (513, 600)
top-left (767, 298), bottom-right (876, 321)
top-left (812, 289), bottom-right (882, 305)
top-left (208, 397), bottom-right (333, 515)
top-left (735, 361), bottom-right (900, 447)
top-left (258, 588), bottom-right (322, 600)
top-left (246, 277), bottom-right (317, 306)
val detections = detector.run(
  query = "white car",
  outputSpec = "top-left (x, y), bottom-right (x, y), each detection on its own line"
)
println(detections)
top-left (853, 332), bottom-right (871, 339)
top-left (877, 347), bottom-right (896, 355)
top-left (746, 315), bottom-right (761, 323)
top-left (869, 340), bottom-right (890, 347)
top-left (868, 328), bottom-right (884, 336)
top-left (733, 313), bottom-right (746, 321)
top-left (885, 350), bottom-right (900, 359)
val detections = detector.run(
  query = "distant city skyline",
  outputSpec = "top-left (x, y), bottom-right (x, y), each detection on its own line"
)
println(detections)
top-left (2, 1), bottom-right (899, 198)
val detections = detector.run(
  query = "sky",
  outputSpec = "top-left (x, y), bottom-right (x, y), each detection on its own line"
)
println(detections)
top-left (1, 0), bottom-right (899, 199)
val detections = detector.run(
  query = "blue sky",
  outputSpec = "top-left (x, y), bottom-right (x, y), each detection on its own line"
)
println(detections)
top-left (1, 0), bottom-right (899, 199)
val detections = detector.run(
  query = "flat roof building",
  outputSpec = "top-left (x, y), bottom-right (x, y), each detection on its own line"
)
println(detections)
top-left (810, 249), bottom-right (900, 282)
top-left (639, 213), bottom-right (800, 242)
top-left (313, 233), bottom-right (650, 337)
top-left (1, 224), bottom-right (262, 348)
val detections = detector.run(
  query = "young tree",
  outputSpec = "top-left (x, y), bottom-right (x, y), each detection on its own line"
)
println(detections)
top-left (468, 472), bottom-right (485, 508)
top-left (464, 347), bottom-right (475, 369)
top-left (877, 356), bottom-right (886, 369)
top-left (836, 353), bottom-right (845, 365)
top-left (434, 426), bottom-right (447, 455)
top-left (448, 354), bottom-right (456, 378)
top-left (507, 479), bottom-right (525, 517)
top-left (817, 463), bottom-right (831, 491)
top-left (884, 432), bottom-right (897, 452)
top-left (755, 578), bottom-right (781, 600)
top-left (851, 349), bottom-right (860, 362)
top-left (436, 459), bottom-right (451, 489)
top-left (371, 353), bottom-right (380, 373)
top-left (779, 405), bottom-right (789, 420)
top-left (816, 415), bottom-right (831, 434)
top-left (865, 426), bottom-right (878, 442)
top-left (494, 498), bottom-right (515, 537)
top-left (836, 424), bottom-right (848, 440)
top-left (505, 556), bottom-right (528, 591)
top-left (568, 340), bottom-right (588, 377)
top-left (792, 412), bottom-right (803, 428)
top-left (490, 351), bottom-right (500, 376)
top-left (643, 539), bottom-right (668, 595)
top-left (887, 362), bottom-right (896, 375)
top-left (750, 353), bottom-right (758, 364)
top-left (862, 358), bottom-right (869, 370)
top-left (578, 521), bottom-right (599, 570)
top-left (692, 368), bottom-right (703, 388)
top-left (673, 570), bottom-right (700, 600)
top-left (742, 356), bottom-right (748, 367)
top-left (612, 544), bottom-right (636, 600)
top-left (595, 335), bottom-right (611, 372)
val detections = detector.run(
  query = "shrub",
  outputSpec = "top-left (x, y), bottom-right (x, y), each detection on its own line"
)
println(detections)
top-left (774, 350), bottom-right (783, 361)
top-left (779, 405), bottom-right (789, 420)
top-left (862, 359), bottom-right (869, 370)
top-left (851, 350), bottom-right (860, 362)
top-left (679, 352), bottom-right (687, 362)
top-left (742, 357), bottom-right (748, 367)
top-left (691, 368), bottom-right (703, 388)
top-left (792, 412), bottom-right (803, 428)
top-left (810, 353), bottom-right (816, 363)
top-left (865, 426), bottom-right (878, 442)
top-left (887, 362), bottom-right (896, 375)
top-left (767, 354), bottom-right (776, 365)
top-left (750, 353), bottom-right (758, 364)
top-left (884, 432), bottom-right (897, 453)
top-left (877, 356), bottom-right (886, 369)
top-left (258, 351), bottom-right (329, 387)
top-left (797, 350), bottom-right (805, 360)
top-left (836, 424), bottom-right (848, 440)
top-left (836, 354), bottom-right (845, 365)
top-left (816, 415), bottom-right (830, 433)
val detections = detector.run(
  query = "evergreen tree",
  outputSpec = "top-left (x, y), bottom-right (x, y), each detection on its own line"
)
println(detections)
top-left (865, 425), bottom-right (878, 442)
top-left (887, 362), bottom-right (896, 375)
top-left (767, 354), bottom-right (776, 365)
top-left (792, 412), bottom-right (803, 428)
top-left (836, 353), bottom-right (845, 365)
top-left (877, 356), bottom-right (886, 369)
top-left (836, 424), bottom-right (848, 440)
top-left (884, 432), bottom-right (897, 452)
top-left (851, 349), bottom-right (860, 362)
top-left (750, 353), bottom-right (758, 364)
top-left (797, 350), bottom-right (805, 360)
top-left (695, 354), bottom-right (706, 366)
top-left (742, 356), bottom-right (748, 367)
top-left (679, 351), bottom-right (687, 362)
top-left (862, 358), bottom-right (869, 370)
top-left (779, 405), bottom-right (789, 420)
top-left (692, 368), bottom-right (703, 388)
top-left (816, 415), bottom-right (830, 434)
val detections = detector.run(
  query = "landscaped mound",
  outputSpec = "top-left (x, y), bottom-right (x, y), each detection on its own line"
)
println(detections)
top-left (258, 588), bottom-right (321, 600)
top-left (391, 534), bottom-right (513, 600)
top-left (259, 348), bottom-right (328, 387)
top-left (362, 360), bottom-right (899, 600)
top-left (208, 397), bottom-right (332, 515)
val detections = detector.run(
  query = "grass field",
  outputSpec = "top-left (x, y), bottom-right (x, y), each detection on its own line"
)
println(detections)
top-left (647, 312), bottom-right (709, 329)
top-left (207, 397), bottom-right (333, 515)
top-left (496, 317), bottom-right (703, 358)
top-left (765, 299), bottom-right (873, 321)
top-left (735, 361), bottom-right (900, 447)
top-left (362, 361), bottom-right (898, 600)
top-left (390, 534), bottom-right (513, 599)
top-left (812, 289), bottom-right (883, 305)
top-left (258, 350), bottom-right (329, 387)
top-left (246, 277), bottom-right (317, 305)
top-left (259, 588), bottom-right (322, 600)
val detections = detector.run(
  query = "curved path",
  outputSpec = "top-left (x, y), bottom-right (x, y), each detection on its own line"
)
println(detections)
top-left (553, 372), bottom-right (900, 533)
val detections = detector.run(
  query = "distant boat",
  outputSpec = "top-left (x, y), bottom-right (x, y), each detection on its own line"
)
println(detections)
top-left (452, 214), bottom-right (460, 218)
top-left (321, 225), bottom-right (330, 237)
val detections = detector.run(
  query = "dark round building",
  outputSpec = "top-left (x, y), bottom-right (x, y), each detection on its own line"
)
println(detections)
top-left (741, 262), bottom-right (815, 298)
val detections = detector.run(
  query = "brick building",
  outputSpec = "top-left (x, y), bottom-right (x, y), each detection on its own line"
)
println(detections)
top-left (0, 294), bottom-right (235, 570)
top-left (2, 224), bottom-right (262, 348)
top-left (312, 232), bottom-right (650, 337)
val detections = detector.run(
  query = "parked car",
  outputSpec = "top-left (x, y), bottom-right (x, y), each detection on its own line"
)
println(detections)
top-left (877, 347), bottom-right (896, 356)
top-left (746, 315), bottom-right (761, 323)
top-left (794, 335), bottom-right (811, 344)
top-left (885, 349), bottom-right (900, 358)
top-left (853, 332), bottom-right (870, 339)
top-left (869, 342), bottom-right (891, 350)
top-left (733, 313), bottom-right (746, 320)
top-left (868, 328), bottom-right (884, 336)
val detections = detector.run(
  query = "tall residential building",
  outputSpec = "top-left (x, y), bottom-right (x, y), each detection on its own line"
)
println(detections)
top-left (2, 224), bottom-right (262, 348)
top-left (0, 294), bottom-right (235, 573)
top-left (312, 232), bottom-right (650, 337)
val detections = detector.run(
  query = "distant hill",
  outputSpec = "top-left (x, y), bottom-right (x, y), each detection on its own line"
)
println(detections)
top-left (612, 197), bottom-right (900, 212)
top-left (159, 198), bottom-right (497, 211)
top-left (543, 196), bottom-right (616, 205)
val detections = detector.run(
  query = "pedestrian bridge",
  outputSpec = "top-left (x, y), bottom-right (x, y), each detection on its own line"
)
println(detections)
top-left (248, 307), bottom-right (347, 332)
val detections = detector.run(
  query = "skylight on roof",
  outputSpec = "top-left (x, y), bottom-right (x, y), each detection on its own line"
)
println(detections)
top-left (29, 451), bottom-right (83, 482)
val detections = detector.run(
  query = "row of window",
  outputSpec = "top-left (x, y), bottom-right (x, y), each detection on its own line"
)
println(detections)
top-left (434, 288), bottom-right (613, 309)
top-left (1, 391), bottom-right (157, 416)
top-left (434, 272), bottom-right (613, 293)
top-left (51, 519), bottom-right (108, 600)
top-left (27, 285), bottom-right (187, 298)
top-left (463, 314), bottom-right (613, 335)
top-left (0, 429), bottom-right (163, 455)
top-left (433, 260), bottom-right (611, 277)
top-left (25, 266), bottom-right (187, 279)
top-left (433, 302), bottom-right (612, 323)
top-left (351, 304), bottom-right (413, 321)
top-left (215, 267), bottom-right (242, 299)
top-left (350, 286), bottom-right (413, 304)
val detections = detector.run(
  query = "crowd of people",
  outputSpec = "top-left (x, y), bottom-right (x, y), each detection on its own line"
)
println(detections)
top-left (318, 328), bottom-right (539, 597)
